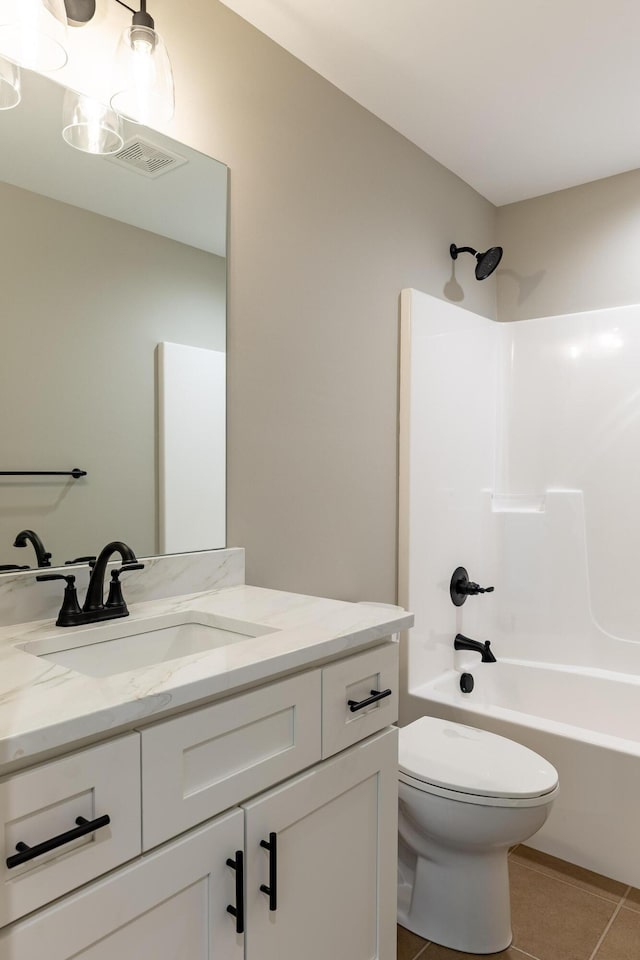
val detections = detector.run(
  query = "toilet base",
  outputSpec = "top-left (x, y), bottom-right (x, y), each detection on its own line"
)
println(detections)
top-left (398, 842), bottom-right (512, 954)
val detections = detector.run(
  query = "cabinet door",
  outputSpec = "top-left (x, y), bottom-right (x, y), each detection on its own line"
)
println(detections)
top-left (244, 727), bottom-right (398, 960)
top-left (0, 809), bottom-right (245, 960)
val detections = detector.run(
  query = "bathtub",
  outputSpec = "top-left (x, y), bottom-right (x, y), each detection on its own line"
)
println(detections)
top-left (407, 660), bottom-right (640, 887)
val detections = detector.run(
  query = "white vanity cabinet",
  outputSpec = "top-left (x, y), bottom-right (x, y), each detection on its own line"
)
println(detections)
top-left (0, 808), bottom-right (245, 960)
top-left (244, 727), bottom-right (397, 960)
top-left (0, 641), bottom-right (399, 960)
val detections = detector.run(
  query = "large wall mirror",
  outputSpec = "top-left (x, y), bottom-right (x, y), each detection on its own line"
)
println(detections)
top-left (0, 69), bottom-right (227, 572)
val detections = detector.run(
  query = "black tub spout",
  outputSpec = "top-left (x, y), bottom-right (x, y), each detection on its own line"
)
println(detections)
top-left (454, 633), bottom-right (497, 663)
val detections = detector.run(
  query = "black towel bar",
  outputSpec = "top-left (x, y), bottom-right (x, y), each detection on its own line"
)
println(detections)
top-left (0, 468), bottom-right (87, 479)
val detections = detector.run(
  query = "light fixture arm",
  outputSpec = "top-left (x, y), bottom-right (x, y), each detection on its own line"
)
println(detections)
top-left (132, 2), bottom-right (155, 31)
top-left (64, 0), bottom-right (145, 25)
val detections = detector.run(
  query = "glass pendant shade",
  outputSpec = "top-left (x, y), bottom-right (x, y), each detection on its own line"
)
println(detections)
top-left (110, 24), bottom-right (174, 126)
top-left (0, 0), bottom-right (68, 72)
top-left (62, 90), bottom-right (124, 155)
top-left (0, 54), bottom-right (19, 109)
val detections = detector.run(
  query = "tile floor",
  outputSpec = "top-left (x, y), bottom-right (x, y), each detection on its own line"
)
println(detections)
top-left (397, 845), bottom-right (640, 960)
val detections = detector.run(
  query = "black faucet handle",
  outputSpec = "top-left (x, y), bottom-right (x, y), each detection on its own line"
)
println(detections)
top-left (36, 573), bottom-right (76, 585)
top-left (36, 574), bottom-right (82, 626)
top-left (65, 556), bottom-right (97, 565)
top-left (450, 567), bottom-right (495, 606)
top-left (467, 581), bottom-right (494, 595)
top-left (105, 564), bottom-right (143, 612)
top-left (108, 563), bottom-right (144, 584)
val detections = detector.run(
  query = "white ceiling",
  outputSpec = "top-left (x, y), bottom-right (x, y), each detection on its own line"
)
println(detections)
top-left (217, 0), bottom-right (640, 206)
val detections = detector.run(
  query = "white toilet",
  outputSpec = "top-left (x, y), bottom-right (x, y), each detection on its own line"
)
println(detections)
top-left (397, 716), bottom-right (559, 955)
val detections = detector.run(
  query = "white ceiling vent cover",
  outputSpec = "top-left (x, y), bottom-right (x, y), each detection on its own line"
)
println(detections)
top-left (107, 138), bottom-right (188, 179)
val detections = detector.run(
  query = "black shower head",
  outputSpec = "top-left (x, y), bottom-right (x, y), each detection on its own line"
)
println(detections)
top-left (475, 246), bottom-right (503, 280)
top-left (450, 243), bottom-right (503, 280)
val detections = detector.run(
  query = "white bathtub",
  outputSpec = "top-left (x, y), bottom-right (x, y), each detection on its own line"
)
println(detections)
top-left (409, 660), bottom-right (640, 887)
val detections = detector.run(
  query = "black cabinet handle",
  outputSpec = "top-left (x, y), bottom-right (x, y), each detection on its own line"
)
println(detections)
top-left (6, 814), bottom-right (111, 869)
top-left (259, 832), bottom-right (277, 911)
top-left (347, 688), bottom-right (392, 713)
top-left (226, 850), bottom-right (245, 934)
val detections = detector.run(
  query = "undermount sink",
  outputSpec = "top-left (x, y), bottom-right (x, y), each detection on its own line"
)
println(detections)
top-left (18, 611), bottom-right (278, 678)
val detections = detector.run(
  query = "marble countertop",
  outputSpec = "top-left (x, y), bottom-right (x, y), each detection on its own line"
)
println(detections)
top-left (0, 584), bottom-right (413, 769)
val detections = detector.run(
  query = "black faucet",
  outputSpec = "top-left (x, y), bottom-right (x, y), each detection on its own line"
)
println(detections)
top-left (37, 541), bottom-right (144, 627)
top-left (454, 633), bottom-right (497, 663)
top-left (84, 541), bottom-right (140, 612)
top-left (13, 529), bottom-right (52, 567)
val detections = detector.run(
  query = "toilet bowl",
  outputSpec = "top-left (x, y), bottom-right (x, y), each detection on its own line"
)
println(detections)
top-left (397, 716), bottom-right (558, 954)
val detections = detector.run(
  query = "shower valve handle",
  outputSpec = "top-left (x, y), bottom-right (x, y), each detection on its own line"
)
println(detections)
top-left (450, 567), bottom-right (495, 606)
top-left (465, 582), bottom-right (494, 596)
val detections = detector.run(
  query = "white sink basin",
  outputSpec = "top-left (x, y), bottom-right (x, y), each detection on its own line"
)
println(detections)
top-left (19, 612), bottom-right (278, 678)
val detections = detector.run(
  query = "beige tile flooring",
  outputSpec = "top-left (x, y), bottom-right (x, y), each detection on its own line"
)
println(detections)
top-left (398, 845), bottom-right (640, 960)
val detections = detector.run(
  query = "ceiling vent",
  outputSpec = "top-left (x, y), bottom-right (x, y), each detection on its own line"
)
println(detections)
top-left (107, 138), bottom-right (188, 179)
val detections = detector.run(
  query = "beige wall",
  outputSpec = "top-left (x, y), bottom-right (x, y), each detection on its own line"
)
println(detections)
top-left (0, 181), bottom-right (225, 567)
top-left (497, 167), bottom-right (640, 322)
top-left (58, 0), bottom-right (497, 602)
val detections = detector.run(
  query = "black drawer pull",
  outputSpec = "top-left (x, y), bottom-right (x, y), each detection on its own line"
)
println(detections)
top-left (226, 850), bottom-right (245, 934)
top-left (259, 832), bottom-right (277, 911)
top-left (6, 815), bottom-right (111, 869)
top-left (348, 688), bottom-right (392, 713)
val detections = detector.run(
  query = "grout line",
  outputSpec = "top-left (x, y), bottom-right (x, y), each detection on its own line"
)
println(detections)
top-left (511, 859), bottom-right (627, 906)
top-left (620, 884), bottom-right (633, 910)
top-left (587, 891), bottom-right (630, 960)
top-left (414, 943), bottom-right (431, 958)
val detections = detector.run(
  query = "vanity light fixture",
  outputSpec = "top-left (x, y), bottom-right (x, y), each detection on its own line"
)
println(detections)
top-left (62, 89), bottom-right (124, 155)
top-left (63, 0), bottom-right (96, 26)
top-left (61, 0), bottom-right (174, 155)
top-left (110, 0), bottom-right (175, 125)
top-left (0, 0), bottom-right (68, 72)
top-left (0, 1), bottom-right (174, 154)
top-left (61, 0), bottom-right (175, 127)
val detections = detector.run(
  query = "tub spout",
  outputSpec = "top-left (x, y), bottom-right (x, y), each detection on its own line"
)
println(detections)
top-left (454, 633), bottom-right (497, 663)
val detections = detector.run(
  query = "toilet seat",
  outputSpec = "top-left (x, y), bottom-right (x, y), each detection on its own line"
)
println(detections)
top-left (399, 716), bottom-right (559, 808)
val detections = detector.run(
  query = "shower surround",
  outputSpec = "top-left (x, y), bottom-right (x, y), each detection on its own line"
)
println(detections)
top-left (398, 289), bottom-right (640, 885)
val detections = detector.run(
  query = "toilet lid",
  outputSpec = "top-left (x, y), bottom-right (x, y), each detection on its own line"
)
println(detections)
top-left (399, 716), bottom-right (558, 800)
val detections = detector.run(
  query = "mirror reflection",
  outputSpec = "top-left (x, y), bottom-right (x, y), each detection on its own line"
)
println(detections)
top-left (0, 69), bottom-right (227, 572)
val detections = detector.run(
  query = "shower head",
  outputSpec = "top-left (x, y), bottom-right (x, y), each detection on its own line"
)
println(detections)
top-left (450, 243), bottom-right (503, 280)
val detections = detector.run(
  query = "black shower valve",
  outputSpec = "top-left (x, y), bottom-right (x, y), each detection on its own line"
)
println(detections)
top-left (450, 567), bottom-right (495, 606)
top-left (464, 580), bottom-right (494, 596)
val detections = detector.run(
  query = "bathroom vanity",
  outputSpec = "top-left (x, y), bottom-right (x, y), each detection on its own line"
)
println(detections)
top-left (0, 550), bottom-right (412, 959)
